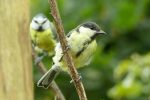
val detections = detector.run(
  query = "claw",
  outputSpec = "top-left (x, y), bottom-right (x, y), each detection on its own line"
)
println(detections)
top-left (61, 46), bottom-right (69, 55)
top-left (43, 52), bottom-right (48, 56)
top-left (34, 52), bottom-right (48, 65)
top-left (64, 46), bottom-right (69, 53)
top-left (70, 73), bottom-right (82, 83)
top-left (34, 56), bottom-right (44, 65)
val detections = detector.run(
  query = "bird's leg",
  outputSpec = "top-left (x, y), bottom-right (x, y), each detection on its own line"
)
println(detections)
top-left (35, 52), bottom-right (48, 65)
top-left (63, 45), bottom-right (70, 54)
top-left (70, 73), bottom-right (82, 83)
top-left (35, 56), bottom-right (44, 65)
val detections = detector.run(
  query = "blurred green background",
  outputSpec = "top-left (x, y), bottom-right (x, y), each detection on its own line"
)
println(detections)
top-left (31, 0), bottom-right (150, 100)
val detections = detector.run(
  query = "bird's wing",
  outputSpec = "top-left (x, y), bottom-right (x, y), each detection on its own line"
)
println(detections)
top-left (49, 21), bottom-right (57, 39)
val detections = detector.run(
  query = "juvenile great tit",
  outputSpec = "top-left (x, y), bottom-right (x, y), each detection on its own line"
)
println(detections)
top-left (30, 14), bottom-right (56, 63)
top-left (37, 22), bottom-right (106, 89)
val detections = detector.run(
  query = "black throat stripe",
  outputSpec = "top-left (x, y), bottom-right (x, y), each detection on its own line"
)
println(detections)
top-left (75, 34), bottom-right (96, 57)
top-left (90, 33), bottom-right (99, 41)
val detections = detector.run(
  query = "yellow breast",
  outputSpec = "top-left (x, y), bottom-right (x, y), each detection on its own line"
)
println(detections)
top-left (74, 40), bottom-right (97, 68)
top-left (30, 28), bottom-right (56, 55)
top-left (60, 31), bottom-right (97, 71)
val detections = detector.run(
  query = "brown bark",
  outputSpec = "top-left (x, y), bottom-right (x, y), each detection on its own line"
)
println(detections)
top-left (0, 0), bottom-right (33, 100)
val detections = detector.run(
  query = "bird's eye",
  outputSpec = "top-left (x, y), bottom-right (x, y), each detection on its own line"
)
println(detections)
top-left (42, 20), bottom-right (47, 24)
top-left (90, 26), bottom-right (95, 30)
top-left (34, 20), bottom-right (38, 24)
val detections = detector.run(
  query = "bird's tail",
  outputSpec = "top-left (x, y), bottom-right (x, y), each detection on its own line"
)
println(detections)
top-left (37, 65), bottom-right (60, 89)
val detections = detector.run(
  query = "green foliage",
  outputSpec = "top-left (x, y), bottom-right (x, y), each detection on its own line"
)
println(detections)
top-left (108, 53), bottom-right (150, 99)
top-left (31, 0), bottom-right (150, 99)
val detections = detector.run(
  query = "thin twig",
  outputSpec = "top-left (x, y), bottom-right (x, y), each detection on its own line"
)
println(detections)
top-left (49, 0), bottom-right (87, 100)
top-left (32, 50), bottom-right (65, 100)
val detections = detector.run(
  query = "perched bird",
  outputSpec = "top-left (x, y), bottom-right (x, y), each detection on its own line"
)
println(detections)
top-left (37, 22), bottom-right (106, 89)
top-left (30, 14), bottom-right (56, 63)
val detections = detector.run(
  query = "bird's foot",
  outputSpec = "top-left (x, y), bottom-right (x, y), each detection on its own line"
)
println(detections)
top-left (34, 52), bottom-right (48, 65)
top-left (34, 56), bottom-right (44, 65)
top-left (43, 52), bottom-right (48, 56)
top-left (62, 45), bottom-right (69, 54)
top-left (70, 73), bottom-right (82, 83)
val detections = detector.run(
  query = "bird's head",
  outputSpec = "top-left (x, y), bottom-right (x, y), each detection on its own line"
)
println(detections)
top-left (30, 14), bottom-right (50, 32)
top-left (77, 22), bottom-right (106, 39)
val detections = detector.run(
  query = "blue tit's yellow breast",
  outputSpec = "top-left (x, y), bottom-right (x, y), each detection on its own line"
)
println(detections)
top-left (30, 28), bottom-right (56, 54)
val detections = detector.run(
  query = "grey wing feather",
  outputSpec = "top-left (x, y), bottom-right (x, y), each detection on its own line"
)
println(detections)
top-left (37, 68), bottom-right (59, 89)
top-left (49, 22), bottom-right (57, 39)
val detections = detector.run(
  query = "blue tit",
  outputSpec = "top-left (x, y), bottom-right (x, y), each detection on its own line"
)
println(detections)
top-left (30, 14), bottom-right (56, 63)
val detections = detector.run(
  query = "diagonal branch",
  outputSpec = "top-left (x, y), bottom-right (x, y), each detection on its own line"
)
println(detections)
top-left (32, 50), bottom-right (65, 100)
top-left (49, 0), bottom-right (87, 100)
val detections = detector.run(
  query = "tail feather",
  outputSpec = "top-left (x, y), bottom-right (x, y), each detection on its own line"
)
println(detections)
top-left (37, 68), bottom-right (59, 89)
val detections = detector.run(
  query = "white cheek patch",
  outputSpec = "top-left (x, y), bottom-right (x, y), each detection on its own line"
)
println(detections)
top-left (79, 26), bottom-right (87, 33)
top-left (79, 26), bottom-right (95, 37)
top-left (30, 21), bottom-right (40, 30)
top-left (30, 19), bottom-right (50, 30)
top-left (42, 21), bottom-right (50, 30)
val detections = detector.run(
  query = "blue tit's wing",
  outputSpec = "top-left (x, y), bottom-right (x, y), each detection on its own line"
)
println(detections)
top-left (49, 21), bottom-right (57, 40)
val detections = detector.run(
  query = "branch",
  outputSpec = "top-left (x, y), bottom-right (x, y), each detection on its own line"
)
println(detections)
top-left (49, 0), bottom-right (87, 100)
top-left (32, 50), bottom-right (65, 100)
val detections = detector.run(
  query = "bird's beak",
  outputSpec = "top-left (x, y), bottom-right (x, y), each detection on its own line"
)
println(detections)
top-left (96, 30), bottom-right (107, 35)
top-left (37, 26), bottom-right (44, 31)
